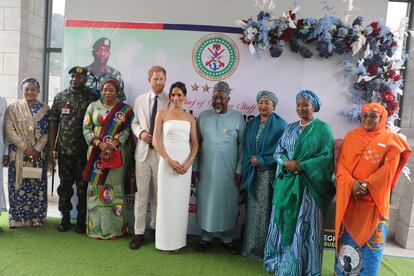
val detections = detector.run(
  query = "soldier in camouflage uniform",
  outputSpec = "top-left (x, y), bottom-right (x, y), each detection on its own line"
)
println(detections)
top-left (49, 66), bottom-right (99, 233)
top-left (86, 37), bottom-right (126, 102)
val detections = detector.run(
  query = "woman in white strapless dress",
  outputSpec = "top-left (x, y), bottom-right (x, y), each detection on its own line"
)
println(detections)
top-left (152, 82), bottom-right (199, 252)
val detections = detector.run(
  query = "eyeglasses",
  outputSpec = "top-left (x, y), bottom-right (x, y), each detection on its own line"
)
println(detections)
top-left (360, 113), bottom-right (381, 120)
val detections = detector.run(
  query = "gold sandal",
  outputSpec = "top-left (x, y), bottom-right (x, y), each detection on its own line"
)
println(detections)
top-left (9, 220), bottom-right (19, 229)
top-left (31, 219), bottom-right (42, 228)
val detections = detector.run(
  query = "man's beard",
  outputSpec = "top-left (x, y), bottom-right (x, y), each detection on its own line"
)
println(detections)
top-left (153, 85), bottom-right (165, 94)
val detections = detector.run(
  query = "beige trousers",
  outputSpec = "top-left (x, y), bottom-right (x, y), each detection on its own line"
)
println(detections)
top-left (134, 149), bottom-right (159, 235)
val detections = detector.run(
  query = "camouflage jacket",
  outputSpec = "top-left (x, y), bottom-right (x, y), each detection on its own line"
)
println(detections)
top-left (85, 65), bottom-right (126, 102)
top-left (49, 87), bottom-right (99, 155)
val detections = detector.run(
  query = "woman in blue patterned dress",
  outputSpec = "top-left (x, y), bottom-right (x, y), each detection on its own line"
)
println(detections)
top-left (241, 90), bottom-right (287, 260)
top-left (264, 90), bottom-right (335, 275)
top-left (5, 77), bottom-right (49, 229)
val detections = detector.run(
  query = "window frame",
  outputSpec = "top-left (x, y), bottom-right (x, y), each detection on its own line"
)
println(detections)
top-left (42, 0), bottom-right (64, 103)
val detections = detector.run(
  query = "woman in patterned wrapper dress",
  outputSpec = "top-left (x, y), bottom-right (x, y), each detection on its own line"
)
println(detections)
top-left (264, 90), bottom-right (335, 275)
top-left (241, 90), bottom-right (287, 260)
top-left (5, 77), bottom-right (49, 229)
top-left (82, 78), bottom-right (133, 240)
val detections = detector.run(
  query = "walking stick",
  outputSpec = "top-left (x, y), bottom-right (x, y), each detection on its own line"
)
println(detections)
top-left (51, 119), bottom-right (61, 197)
top-left (51, 152), bottom-right (56, 196)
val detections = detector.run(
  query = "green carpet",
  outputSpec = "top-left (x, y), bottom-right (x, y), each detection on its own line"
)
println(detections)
top-left (0, 215), bottom-right (413, 275)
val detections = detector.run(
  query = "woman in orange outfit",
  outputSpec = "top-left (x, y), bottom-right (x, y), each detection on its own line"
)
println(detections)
top-left (335, 102), bottom-right (411, 275)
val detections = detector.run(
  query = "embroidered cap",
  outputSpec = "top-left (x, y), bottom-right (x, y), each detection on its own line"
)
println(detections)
top-left (213, 81), bottom-right (231, 94)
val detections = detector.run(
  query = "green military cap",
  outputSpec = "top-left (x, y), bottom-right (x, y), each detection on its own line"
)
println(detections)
top-left (68, 66), bottom-right (88, 76)
top-left (93, 37), bottom-right (111, 49)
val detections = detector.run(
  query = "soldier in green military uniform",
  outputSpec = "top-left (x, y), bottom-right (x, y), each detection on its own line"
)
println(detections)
top-left (86, 37), bottom-right (126, 102)
top-left (49, 66), bottom-right (99, 233)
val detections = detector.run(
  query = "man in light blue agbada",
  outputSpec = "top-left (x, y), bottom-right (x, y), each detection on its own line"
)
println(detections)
top-left (193, 81), bottom-right (245, 254)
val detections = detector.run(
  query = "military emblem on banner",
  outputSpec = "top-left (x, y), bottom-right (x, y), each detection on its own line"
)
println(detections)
top-left (192, 33), bottom-right (239, 81)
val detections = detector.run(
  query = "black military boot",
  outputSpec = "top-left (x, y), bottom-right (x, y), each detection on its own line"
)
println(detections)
top-left (57, 214), bottom-right (71, 232)
top-left (75, 212), bottom-right (86, 234)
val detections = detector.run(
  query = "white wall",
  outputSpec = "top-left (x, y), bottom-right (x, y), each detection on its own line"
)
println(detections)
top-left (65, 0), bottom-right (387, 27)
top-left (0, 0), bottom-right (46, 104)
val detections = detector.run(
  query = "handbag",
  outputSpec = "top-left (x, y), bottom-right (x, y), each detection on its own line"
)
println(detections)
top-left (101, 150), bottom-right (123, 169)
top-left (22, 157), bottom-right (42, 179)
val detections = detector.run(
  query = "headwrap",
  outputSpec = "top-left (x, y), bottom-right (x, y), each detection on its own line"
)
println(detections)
top-left (256, 90), bottom-right (278, 109)
top-left (296, 89), bottom-right (321, 112)
top-left (361, 102), bottom-right (387, 133)
top-left (335, 101), bottom-right (411, 250)
top-left (102, 77), bottom-right (120, 93)
top-left (20, 77), bottom-right (40, 91)
top-left (213, 81), bottom-right (231, 94)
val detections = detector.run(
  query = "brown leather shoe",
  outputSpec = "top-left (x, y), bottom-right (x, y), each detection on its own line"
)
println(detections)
top-left (129, 235), bottom-right (144, 250)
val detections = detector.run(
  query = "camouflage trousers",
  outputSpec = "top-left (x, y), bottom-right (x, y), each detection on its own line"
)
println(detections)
top-left (57, 154), bottom-right (87, 220)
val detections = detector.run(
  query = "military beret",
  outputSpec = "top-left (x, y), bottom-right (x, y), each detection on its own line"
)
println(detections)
top-left (68, 66), bottom-right (88, 76)
top-left (93, 37), bottom-right (111, 49)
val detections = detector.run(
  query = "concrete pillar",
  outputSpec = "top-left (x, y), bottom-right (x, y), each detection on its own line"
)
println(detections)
top-left (393, 9), bottom-right (414, 248)
top-left (0, 0), bottom-right (46, 104)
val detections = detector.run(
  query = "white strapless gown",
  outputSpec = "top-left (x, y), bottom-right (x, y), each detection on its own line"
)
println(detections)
top-left (155, 120), bottom-right (191, 250)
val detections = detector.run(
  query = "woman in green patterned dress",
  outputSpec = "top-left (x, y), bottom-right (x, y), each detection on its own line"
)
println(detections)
top-left (82, 78), bottom-right (133, 239)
